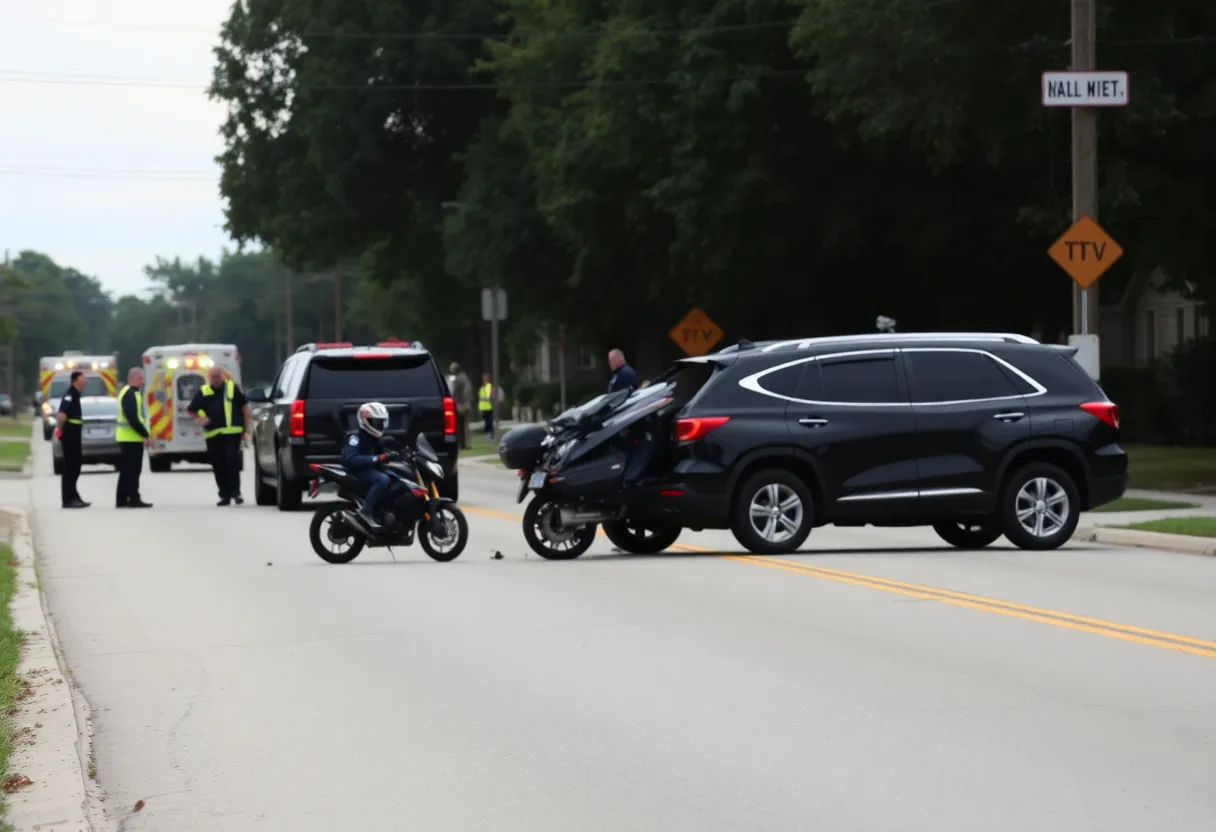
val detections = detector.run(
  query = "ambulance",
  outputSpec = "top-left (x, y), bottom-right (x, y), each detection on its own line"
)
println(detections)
top-left (37, 352), bottom-right (119, 441)
top-left (141, 343), bottom-right (243, 472)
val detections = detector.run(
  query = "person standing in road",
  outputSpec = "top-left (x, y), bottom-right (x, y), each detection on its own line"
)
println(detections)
top-left (115, 367), bottom-right (153, 509)
top-left (607, 349), bottom-right (639, 393)
top-left (56, 370), bottom-right (90, 509)
top-left (478, 373), bottom-right (496, 441)
top-left (449, 362), bottom-right (472, 450)
top-left (187, 365), bottom-right (251, 506)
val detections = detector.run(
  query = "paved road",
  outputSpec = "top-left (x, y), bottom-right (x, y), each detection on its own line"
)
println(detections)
top-left (8, 437), bottom-right (1216, 831)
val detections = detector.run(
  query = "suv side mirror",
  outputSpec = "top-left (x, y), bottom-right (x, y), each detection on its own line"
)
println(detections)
top-left (245, 386), bottom-right (269, 403)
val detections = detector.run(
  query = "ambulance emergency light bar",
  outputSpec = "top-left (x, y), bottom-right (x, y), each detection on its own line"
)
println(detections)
top-left (165, 353), bottom-right (216, 370)
top-left (53, 359), bottom-right (113, 370)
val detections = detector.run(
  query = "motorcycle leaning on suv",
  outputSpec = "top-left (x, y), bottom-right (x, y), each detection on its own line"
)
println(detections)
top-left (500, 387), bottom-right (684, 560)
top-left (307, 433), bottom-right (469, 563)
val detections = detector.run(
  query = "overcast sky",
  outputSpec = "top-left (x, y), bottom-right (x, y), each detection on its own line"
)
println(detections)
top-left (0, 0), bottom-right (232, 297)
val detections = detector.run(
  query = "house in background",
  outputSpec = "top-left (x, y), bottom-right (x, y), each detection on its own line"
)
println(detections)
top-left (1100, 268), bottom-right (1210, 367)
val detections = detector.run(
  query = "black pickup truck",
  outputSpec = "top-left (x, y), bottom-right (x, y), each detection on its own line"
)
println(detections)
top-left (246, 340), bottom-right (459, 510)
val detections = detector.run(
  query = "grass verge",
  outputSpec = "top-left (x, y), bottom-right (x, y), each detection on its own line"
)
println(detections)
top-left (1120, 517), bottom-right (1216, 538)
top-left (0, 444), bottom-right (27, 473)
top-left (0, 419), bottom-right (32, 440)
top-left (1091, 497), bottom-right (1199, 513)
top-left (1125, 444), bottom-right (1216, 491)
top-left (0, 542), bottom-right (24, 817)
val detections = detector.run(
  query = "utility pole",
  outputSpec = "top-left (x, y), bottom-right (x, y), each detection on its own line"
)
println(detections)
top-left (1071, 0), bottom-right (1099, 336)
top-left (490, 284), bottom-right (501, 429)
top-left (333, 261), bottom-right (343, 342)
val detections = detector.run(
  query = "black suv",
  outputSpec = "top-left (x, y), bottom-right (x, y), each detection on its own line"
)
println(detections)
top-left (245, 340), bottom-right (459, 510)
top-left (639, 332), bottom-right (1127, 553)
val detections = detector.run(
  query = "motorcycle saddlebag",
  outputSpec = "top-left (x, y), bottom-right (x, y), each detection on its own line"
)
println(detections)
top-left (497, 424), bottom-right (549, 470)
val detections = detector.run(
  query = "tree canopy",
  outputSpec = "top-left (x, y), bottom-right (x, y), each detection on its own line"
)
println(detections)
top-left (206, 0), bottom-right (1216, 370)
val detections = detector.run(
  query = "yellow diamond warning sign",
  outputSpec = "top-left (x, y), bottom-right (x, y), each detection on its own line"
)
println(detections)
top-left (1048, 215), bottom-right (1123, 289)
top-left (669, 307), bottom-right (724, 357)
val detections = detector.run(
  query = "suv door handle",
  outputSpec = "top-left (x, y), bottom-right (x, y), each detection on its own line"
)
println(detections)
top-left (993, 411), bottom-right (1024, 422)
top-left (798, 417), bottom-right (829, 427)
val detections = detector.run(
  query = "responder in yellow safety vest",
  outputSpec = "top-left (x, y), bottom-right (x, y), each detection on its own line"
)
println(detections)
top-left (187, 365), bottom-right (252, 506)
top-left (114, 367), bottom-right (153, 508)
top-left (478, 374), bottom-right (495, 441)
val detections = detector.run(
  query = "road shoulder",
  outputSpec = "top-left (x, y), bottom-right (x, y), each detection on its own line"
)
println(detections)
top-left (0, 507), bottom-right (107, 831)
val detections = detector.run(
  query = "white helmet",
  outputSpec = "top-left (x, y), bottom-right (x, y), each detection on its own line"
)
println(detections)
top-left (357, 401), bottom-right (389, 437)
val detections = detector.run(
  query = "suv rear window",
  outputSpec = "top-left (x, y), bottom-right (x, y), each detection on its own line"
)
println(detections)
top-left (304, 356), bottom-right (442, 399)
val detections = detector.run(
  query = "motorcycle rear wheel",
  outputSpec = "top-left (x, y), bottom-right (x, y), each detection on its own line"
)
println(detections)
top-left (309, 503), bottom-right (366, 564)
top-left (418, 504), bottom-right (469, 562)
top-left (523, 496), bottom-right (596, 560)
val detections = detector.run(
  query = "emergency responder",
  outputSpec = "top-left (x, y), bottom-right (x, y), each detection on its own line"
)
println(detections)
top-left (56, 370), bottom-right (90, 509)
top-left (478, 373), bottom-right (495, 441)
top-left (115, 367), bottom-right (153, 509)
top-left (187, 365), bottom-right (250, 506)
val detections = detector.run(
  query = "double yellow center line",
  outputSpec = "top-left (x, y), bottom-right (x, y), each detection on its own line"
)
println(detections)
top-left (462, 505), bottom-right (1216, 659)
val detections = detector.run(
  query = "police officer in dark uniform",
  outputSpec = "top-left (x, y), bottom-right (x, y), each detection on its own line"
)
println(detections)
top-left (187, 365), bottom-right (251, 506)
top-left (56, 371), bottom-right (90, 509)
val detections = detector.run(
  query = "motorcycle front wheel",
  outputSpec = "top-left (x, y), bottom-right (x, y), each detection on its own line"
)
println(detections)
top-left (522, 496), bottom-right (596, 560)
top-left (309, 503), bottom-right (366, 564)
top-left (418, 503), bottom-right (469, 562)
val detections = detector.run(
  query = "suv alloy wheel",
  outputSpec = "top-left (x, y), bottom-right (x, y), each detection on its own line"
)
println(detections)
top-left (999, 462), bottom-right (1080, 550)
top-left (730, 469), bottom-right (815, 555)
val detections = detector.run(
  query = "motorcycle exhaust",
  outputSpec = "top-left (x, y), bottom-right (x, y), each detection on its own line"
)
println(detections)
top-left (558, 508), bottom-right (619, 526)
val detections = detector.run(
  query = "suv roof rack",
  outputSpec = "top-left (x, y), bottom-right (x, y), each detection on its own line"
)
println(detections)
top-left (295, 340), bottom-right (429, 354)
top-left (755, 332), bottom-right (1039, 353)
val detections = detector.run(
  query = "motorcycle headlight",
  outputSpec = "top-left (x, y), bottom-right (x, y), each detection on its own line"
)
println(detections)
top-left (425, 460), bottom-right (444, 478)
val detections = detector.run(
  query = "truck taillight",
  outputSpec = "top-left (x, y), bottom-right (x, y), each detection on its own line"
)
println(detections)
top-left (290, 399), bottom-right (305, 437)
top-left (442, 396), bottom-right (456, 435)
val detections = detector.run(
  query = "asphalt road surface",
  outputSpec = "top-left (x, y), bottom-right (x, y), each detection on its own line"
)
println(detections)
top-left (8, 438), bottom-right (1216, 831)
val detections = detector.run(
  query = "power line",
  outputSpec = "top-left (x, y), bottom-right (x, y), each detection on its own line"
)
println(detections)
top-left (0, 165), bottom-right (215, 180)
top-left (0, 16), bottom-right (805, 41)
top-left (0, 68), bottom-right (810, 91)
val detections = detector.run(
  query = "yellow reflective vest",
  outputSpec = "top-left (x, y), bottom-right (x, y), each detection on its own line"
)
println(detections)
top-left (198, 379), bottom-right (243, 439)
top-left (115, 385), bottom-right (147, 443)
top-left (478, 383), bottom-right (493, 412)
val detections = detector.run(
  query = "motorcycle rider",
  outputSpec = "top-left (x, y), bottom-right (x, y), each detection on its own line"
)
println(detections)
top-left (342, 401), bottom-right (397, 532)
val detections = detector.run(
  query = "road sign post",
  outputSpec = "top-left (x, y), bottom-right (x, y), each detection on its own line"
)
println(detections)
top-left (1040, 0), bottom-right (1127, 379)
top-left (669, 307), bottom-right (724, 357)
top-left (481, 288), bottom-right (507, 427)
top-left (1048, 215), bottom-right (1122, 381)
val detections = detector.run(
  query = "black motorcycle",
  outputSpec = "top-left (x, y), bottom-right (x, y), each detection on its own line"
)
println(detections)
top-left (307, 433), bottom-right (469, 563)
top-left (498, 382), bottom-right (684, 559)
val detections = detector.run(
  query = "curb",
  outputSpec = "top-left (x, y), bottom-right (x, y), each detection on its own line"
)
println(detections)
top-left (0, 507), bottom-right (106, 831)
top-left (1075, 523), bottom-right (1216, 556)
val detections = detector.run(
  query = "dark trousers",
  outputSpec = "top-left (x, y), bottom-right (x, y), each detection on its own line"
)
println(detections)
top-left (206, 434), bottom-right (242, 499)
top-left (456, 412), bottom-right (469, 449)
top-left (60, 436), bottom-right (83, 506)
top-left (116, 442), bottom-right (144, 506)
top-left (482, 410), bottom-right (494, 440)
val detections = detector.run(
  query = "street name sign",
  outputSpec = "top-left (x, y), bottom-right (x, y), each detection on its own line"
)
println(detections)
top-left (1041, 71), bottom-right (1129, 107)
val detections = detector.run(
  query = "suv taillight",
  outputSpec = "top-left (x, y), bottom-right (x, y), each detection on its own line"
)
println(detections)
top-left (442, 396), bottom-right (456, 435)
top-left (289, 399), bottom-right (305, 437)
top-left (675, 416), bottom-right (730, 442)
top-left (1080, 401), bottom-right (1119, 429)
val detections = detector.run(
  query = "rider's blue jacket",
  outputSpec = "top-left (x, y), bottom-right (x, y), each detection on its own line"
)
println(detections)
top-left (341, 430), bottom-right (382, 471)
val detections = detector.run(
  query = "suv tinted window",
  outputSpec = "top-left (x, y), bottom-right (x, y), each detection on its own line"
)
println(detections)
top-left (304, 356), bottom-right (442, 399)
top-left (754, 363), bottom-right (806, 398)
top-left (905, 350), bottom-right (1021, 403)
top-left (820, 355), bottom-right (900, 403)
